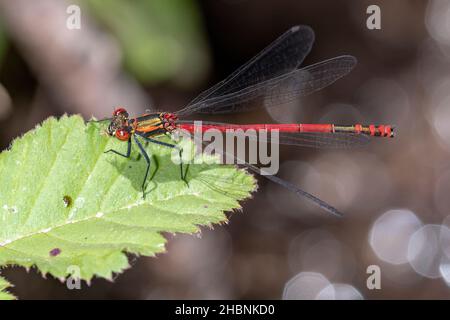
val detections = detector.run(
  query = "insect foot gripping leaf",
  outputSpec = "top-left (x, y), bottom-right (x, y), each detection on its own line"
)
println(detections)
top-left (0, 115), bottom-right (256, 299)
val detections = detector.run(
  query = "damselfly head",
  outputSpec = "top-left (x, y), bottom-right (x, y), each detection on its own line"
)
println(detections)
top-left (112, 107), bottom-right (129, 122)
top-left (106, 122), bottom-right (130, 141)
top-left (114, 128), bottom-right (130, 141)
top-left (113, 107), bottom-right (128, 117)
top-left (107, 107), bottom-right (130, 138)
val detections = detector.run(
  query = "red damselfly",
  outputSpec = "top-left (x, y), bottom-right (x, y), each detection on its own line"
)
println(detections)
top-left (98, 26), bottom-right (394, 217)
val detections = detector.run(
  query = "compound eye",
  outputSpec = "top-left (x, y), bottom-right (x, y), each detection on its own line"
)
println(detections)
top-left (115, 128), bottom-right (130, 141)
top-left (113, 107), bottom-right (128, 118)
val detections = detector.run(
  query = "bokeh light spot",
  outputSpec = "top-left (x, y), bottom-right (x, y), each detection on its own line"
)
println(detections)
top-left (282, 272), bottom-right (330, 300)
top-left (369, 209), bottom-right (422, 264)
top-left (407, 224), bottom-right (450, 278)
top-left (315, 283), bottom-right (364, 300)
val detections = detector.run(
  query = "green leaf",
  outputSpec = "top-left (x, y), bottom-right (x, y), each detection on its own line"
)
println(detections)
top-left (0, 276), bottom-right (15, 300)
top-left (0, 115), bottom-right (255, 286)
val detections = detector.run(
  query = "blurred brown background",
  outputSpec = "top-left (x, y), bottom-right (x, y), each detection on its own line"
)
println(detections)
top-left (2, 0), bottom-right (450, 299)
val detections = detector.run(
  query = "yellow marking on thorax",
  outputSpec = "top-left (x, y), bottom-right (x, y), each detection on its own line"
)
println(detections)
top-left (135, 117), bottom-right (164, 133)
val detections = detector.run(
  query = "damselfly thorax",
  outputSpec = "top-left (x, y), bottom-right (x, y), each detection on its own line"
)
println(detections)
top-left (131, 112), bottom-right (178, 135)
top-left (107, 109), bottom-right (178, 141)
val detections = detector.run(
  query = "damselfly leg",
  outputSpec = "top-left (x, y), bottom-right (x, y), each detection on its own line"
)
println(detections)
top-left (105, 132), bottom-right (189, 198)
top-left (136, 132), bottom-right (189, 186)
top-left (104, 138), bottom-right (132, 158)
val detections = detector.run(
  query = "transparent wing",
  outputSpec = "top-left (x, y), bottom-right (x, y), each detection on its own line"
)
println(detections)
top-left (186, 25), bottom-right (315, 107)
top-left (276, 132), bottom-right (370, 148)
top-left (181, 130), bottom-right (343, 217)
top-left (177, 55), bottom-right (356, 116)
